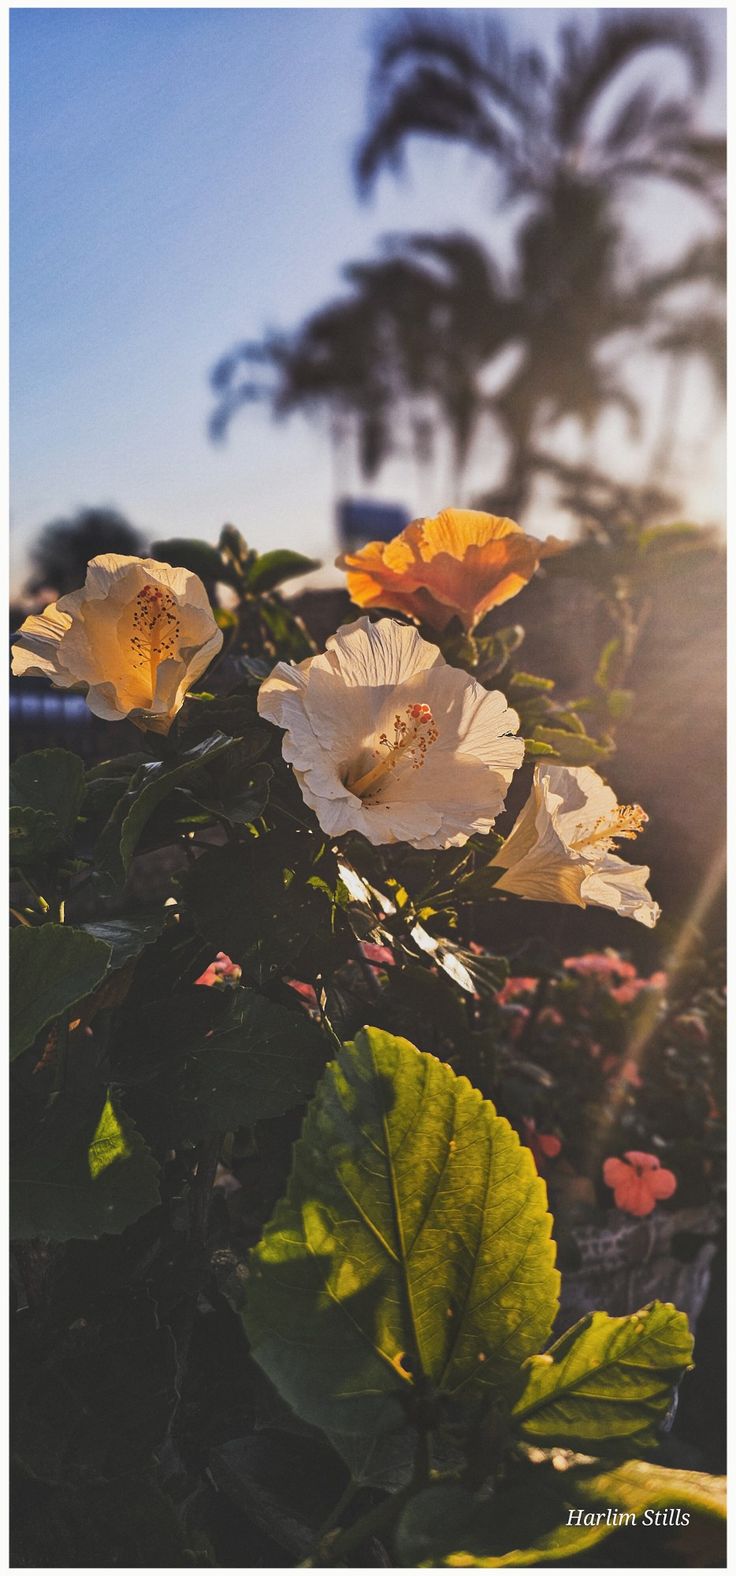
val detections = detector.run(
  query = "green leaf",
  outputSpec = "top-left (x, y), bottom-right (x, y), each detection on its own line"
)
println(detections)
top-left (551, 708), bottom-right (586, 736)
top-left (638, 521), bottom-right (703, 554)
top-left (512, 1304), bottom-right (693, 1454)
top-left (243, 1027), bottom-right (559, 1443)
top-left (606, 687), bottom-right (634, 722)
top-left (474, 625), bottom-right (525, 680)
top-left (150, 534), bottom-right (240, 588)
top-left (532, 727), bottom-right (612, 766)
top-left (454, 864), bottom-right (505, 900)
top-left (594, 636), bottom-right (623, 691)
top-left (507, 673), bottom-right (555, 694)
top-left (96, 731), bottom-right (237, 881)
top-left (10, 925), bottom-right (112, 1060)
top-left (184, 833), bottom-right (338, 986)
top-left (10, 748), bottom-right (85, 838)
top-left (568, 1455), bottom-right (726, 1527)
top-left (394, 1457), bottom-right (725, 1567)
top-left (172, 988), bottom-right (329, 1138)
top-left (80, 914), bottom-right (167, 973)
top-left (10, 1089), bottom-right (160, 1241)
top-left (178, 694), bottom-right (266, 745)
top-left (395, 1479), bottom-right (578, 1567)
top-left (9, 749), bottom-right (86, 865)
top-left (10, 807), bottom-right (62, 867)
top-left (246, 548), bottom-right (320, 593)
top-left (523, 738), bottom-right (558, 760)
top-left (187, 750), bottom-right (273, 828)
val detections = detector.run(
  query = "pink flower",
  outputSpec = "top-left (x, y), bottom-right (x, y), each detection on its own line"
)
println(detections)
top-left (506, 1005), bottom-right (531, 1041)
top-left (602, 1151), bottom-right (677, 1217)
top-left (497, 976), bottom-right (538, 1004)
top-left (610, 970), bottom-right (667, 1005)
top-left (620, 1058), bottom-right (644, 1089)
top-left (537, 1006), bottom-right (564, 1028)
top-left (564, 951), bottom-right (637, 981)
top-left (359, 941), bottom-right (395, 967)
top-left (523, 1118), bottom-right (562, 1174)
top-left (195, 952), bottom-right (242, 988)
top-left (286, 978), bottom-right (319, 1010)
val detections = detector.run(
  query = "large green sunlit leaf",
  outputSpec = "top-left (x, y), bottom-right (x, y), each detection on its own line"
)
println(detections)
top-left (10, 1089), bottom-right (160, 1241)
top-left (10, 925), bottom-right (112, 1061)
top-left (243, 1027), bottom-right (559, 1443)
top-left (395, 1458), bottom-right (726, 1567)
top-left (569, 1456), bottom-right (726, 1532)
top-left (511, 1304), bottom-right (693, 1453)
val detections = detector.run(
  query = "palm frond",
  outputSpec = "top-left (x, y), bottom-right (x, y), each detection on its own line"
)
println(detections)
top-left (652, 313), bottom-right (726, 390)
top-left (355, 66), bottom-right (514, 192)
top-left (554, 10), bottom-right (710, 144)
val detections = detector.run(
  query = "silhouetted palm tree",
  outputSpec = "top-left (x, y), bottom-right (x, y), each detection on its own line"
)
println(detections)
top-left (356, 11), bottom-right (723, 209)
top-left (211, 10), bottom-right (724, 514)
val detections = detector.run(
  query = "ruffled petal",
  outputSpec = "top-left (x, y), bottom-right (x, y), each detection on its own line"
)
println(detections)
top-left (325, 616), bottom-right (442, 689)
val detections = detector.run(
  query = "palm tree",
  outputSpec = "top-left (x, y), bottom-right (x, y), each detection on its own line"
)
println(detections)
top-left (210, 232), bottom-right (513, 490)
top-left (211, 11), bottom-right (724, 515)
top-left (356, 11), bottom-right (723, 209)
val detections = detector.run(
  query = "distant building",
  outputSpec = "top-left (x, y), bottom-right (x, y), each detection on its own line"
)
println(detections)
top-left (336, 498), bottom-right (410, 552)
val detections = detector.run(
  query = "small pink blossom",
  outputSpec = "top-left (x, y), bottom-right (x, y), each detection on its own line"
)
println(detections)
top-left (286, 978), bottom-right (319, 1010)
top-left (522, 1118), bottom-right (562, 1173)
top-left (359, 941), bottom-right (395, 967)
top-left (497, 976), bottom-right (538, 1004)
top-left (564, 951), bottom-right (637, 980)
top-left (507, 1005), bottom-right (531, 1041)
top-left (609, 970), bottom-right (667, 1005)
top-left (537, 1006), bottom-right (564, 1028)
top-left (195, 952), bottom-right (242, 988)
top-left (602, 1150), bottom-right (677, 1217)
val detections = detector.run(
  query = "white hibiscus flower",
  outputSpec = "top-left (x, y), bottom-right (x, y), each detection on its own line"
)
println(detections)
top-left (257, 616), bottom-right (523, 848)
top-left (491, 763), bottom-right (660, 927)
top-left (11, 555), bottom-right (223, 734)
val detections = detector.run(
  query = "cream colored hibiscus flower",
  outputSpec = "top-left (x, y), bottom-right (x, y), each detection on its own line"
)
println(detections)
top-left (492, 763), bottom-right (660, 927)
top-left (257, 616), bottom-right (523, 848)
top-left (11, 555), bottom-right (223, 734)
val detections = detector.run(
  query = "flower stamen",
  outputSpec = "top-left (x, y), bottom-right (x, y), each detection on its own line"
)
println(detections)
top-left (347, 703), bottom-right (439, 799)
top-left (572, 803), bottom-right (647, 854)
top-left (130, 585), bottom-right (181, 686)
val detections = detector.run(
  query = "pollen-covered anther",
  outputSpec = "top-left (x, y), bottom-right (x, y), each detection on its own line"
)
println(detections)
top-left (347, 702), bottom-right (439, 799)
top-left (130, 584), bottom-right (182, 674)
top-left (573, 803), bottom-right (647, 854)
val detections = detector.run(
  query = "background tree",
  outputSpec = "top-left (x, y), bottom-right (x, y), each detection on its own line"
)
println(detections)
top-left (24, 507), bottom-right (148, 599)
top-left (210, 10), bottom-right (724, 518)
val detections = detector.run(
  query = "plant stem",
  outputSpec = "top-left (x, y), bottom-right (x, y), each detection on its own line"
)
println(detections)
top-left (301, 1480), bottom-right (416, 1568)
top-left (305, 1428), bottom-right (432, 1567)
top-left (313, 1478), bottom-right (361, 1544)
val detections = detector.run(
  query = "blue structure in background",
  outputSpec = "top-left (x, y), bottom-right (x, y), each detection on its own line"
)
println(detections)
top-left (337, 498), bottom-right (410, 552)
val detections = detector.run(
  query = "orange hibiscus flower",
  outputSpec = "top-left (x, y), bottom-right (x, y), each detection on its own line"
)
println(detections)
top-left (337, 508), bottom-right (566, 633)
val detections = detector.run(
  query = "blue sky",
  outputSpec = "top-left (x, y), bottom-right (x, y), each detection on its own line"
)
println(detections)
top-left (10, 7), bottom-right (726, 591)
